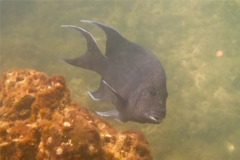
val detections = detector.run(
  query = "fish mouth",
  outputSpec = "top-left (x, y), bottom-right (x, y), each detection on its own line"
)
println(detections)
top-left (149, 116), bottom-right (163, 124)
top-left (145, 113), bottom-right (163, 124)
top-left (148, 116), bottom-right (162, 123)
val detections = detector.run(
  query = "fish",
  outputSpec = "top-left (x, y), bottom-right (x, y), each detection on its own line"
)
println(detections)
top-left (61, 20), bottom-right (168, 124)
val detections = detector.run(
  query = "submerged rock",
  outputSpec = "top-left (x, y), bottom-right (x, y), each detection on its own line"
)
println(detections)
top-left (0, 69), bottom-right (152, 160)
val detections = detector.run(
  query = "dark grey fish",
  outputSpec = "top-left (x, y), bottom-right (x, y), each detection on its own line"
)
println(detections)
top-left (62, 20), bottom-right (168, 124)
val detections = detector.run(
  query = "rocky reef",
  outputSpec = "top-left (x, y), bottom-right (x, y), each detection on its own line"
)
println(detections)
top-left (0, 69), bottom-right (152, 160)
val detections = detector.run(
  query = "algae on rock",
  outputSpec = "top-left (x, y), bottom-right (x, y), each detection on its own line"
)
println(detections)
top-left (0, 69), bottom-right (152, 160)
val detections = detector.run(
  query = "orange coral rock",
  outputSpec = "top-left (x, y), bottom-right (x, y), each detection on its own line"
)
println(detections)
top-left (0, 69), bottom-right (152, 160)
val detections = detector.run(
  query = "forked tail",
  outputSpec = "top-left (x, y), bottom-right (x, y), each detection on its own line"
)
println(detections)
top-left (61, 25), bottom-right (108, 75)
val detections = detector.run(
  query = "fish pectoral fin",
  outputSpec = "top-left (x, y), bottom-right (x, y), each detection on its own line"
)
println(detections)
top-left (87, 80), bottom-right (113, 101)
top-left (102, 80), bottom-right (127, 107)
top-left (87, 91), bottom-right (101, 101)
top-left (102, 80), bottom-right (117, 93)
top-left (96, 109), bottom-right (119, 117)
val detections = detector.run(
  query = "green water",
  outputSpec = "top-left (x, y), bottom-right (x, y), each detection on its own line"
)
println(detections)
top-left (1, 0), bottom-right (240, 159)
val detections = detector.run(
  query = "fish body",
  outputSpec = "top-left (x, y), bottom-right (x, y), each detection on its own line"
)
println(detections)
top-left (62, 20), bottom-right (168, 124)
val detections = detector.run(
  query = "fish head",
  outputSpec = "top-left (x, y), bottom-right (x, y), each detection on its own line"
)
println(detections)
top-left (130, 75), bottom-right (167, 124)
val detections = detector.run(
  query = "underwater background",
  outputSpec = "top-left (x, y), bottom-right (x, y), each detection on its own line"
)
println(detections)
top-left (1, 0), bottom-right (240, 159)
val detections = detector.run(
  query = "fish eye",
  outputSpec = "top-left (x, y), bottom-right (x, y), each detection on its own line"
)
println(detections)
top-left (149, 90), bottom-right (157, 96)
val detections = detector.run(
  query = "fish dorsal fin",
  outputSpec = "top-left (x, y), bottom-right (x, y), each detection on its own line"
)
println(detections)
top-left (81, 20), bottom-right (127, 58)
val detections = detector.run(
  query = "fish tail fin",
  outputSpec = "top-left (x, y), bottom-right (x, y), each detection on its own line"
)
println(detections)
top-left (80, 20), bottom-right (126, 56)
top-left (61, 25), bottom-right (107, 75)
